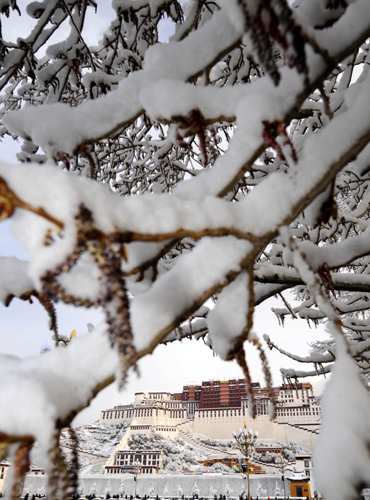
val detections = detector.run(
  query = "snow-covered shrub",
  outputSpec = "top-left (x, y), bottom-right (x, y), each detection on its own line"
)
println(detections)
top-left (148, 484), bottom-right (155, 498)
top-left (211, 462), bottom-right (234, 474)
top-left (90, 482), bottom-right (97, 496)
top-left (128, 433), bottom-right (203, 472)
top-left (119, 478), bottom-right (126, 498)
top-left (275, 481), bottom-right (280, 497)
top-left (192, 482), bottom-right (200, 497)
top-left (257, 481), bottom-right (266, 498)
top-left (224, 483), bottom-right (232, 498)
top-left (209, 485), bottom-right (217, 497)
top-left (200, 439), bottom-right (234, 450)
top-left (103, 480), bottom-right (112, 497)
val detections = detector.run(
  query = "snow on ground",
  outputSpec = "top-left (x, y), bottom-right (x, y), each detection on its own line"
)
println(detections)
top-left (59, 423), bottom-right (309, 476)
top-left (59, 423), bottom-right (214, 474)
top-left (60, 421), bottom-right (130, 471)
top-left (59, 424), bottom-right (240, 475)
top-left (128, 433), bottom-right (212, 473)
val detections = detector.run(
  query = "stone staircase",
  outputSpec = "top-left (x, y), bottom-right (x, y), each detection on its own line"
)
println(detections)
top-left (178, 429), bottom-right (217, 454)
top-left (274, 420), bottom-right (320, 435)
top-left (59, 444), bottom-right (109, 459)
top-left (291, 424), bottom-right (319, 435)
top-left (188, 434), bottom-right (237, 457)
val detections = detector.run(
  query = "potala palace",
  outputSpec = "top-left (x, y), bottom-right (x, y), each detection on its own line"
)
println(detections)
top-left (15, 379), bottom-right (326, 499)
top-left (101, 378), bottom-right (321, 476)
top-left (101, 379), bottom-right (321, 451)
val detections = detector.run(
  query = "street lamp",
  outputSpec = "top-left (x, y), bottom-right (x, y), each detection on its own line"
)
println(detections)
top-left (232, 422), bottom-right (258, 500)
top-left (134, 459), bottom-right (142, 497)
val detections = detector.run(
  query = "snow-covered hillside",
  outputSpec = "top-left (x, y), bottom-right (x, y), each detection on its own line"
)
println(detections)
top-left (59, 423), bottom-right (306, 476)
top-left (60, 422), bottom-right (130, 472)
top-left (60, 423), bottom-right (236, 475)
top-left (199, 438), bottom-right (310, 464)
top-left (61, 422), bottom-right (130, 456)
top-left (127, 433), bottom-right (211, 473)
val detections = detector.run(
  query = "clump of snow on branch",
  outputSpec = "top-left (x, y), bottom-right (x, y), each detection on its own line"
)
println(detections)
top-left (313, 333), bottom-right (370, 500)
top-left (208, 272), bottom-right (250, 360)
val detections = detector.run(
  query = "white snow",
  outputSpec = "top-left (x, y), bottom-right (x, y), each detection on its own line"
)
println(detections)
top-left (0, 323), bottom-right (119, 468)
top-left (1, 3), bottom-right (370, 499)
top-left (208, 273), bottom-right (249, 360)
top-left (0, 257), bottom-right (33, 304)
top-left (313, 333), bottom-right (370, 500)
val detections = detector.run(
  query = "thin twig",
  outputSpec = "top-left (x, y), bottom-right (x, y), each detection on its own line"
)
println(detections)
top-left (60, 0), bottom-right (96, 72)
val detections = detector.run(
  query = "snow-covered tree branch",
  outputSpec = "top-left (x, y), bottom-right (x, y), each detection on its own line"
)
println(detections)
top-left (0, 1), bottom-right (370, 499)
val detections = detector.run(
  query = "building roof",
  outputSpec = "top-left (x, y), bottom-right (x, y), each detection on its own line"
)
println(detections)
top-left (287, 472), bottom-right (310, 482)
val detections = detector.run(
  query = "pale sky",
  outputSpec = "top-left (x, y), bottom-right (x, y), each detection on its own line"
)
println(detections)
top-left (76, 303), bottom-right (330, 426)
top-left (0, 211), bottom-right (329, 425)
top-left (0, 1), bottom-right (330, 427)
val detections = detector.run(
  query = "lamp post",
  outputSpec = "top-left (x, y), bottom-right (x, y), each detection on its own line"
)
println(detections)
top-left (134, 459), bottom-right (142, 497)
top-left (232, 422), bottom-right (258, 500)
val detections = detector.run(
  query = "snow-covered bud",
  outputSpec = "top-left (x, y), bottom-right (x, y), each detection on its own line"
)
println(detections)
top-left (255, 430), bottom-right (259, 437)
top-left (248, 428), bottom-right (252, 435)
top-left (239, 427), bottom-right (243, 435)
top-left (232, 431), bottom-right (237, 437)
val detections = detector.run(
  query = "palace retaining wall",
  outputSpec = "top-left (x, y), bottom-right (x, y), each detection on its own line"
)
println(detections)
top-left (23, 473), bottom-right (290, 498)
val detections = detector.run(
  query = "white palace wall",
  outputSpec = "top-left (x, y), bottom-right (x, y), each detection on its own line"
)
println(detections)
top-left (193, 411), bottom-right (318, 449)
top-left (193, 409), bottom-right (276, 441)
top-left (100, 404), bottom-right (186, 428)
top-left (23, 473), bottom-right (292, 498)
top-left (130, 424), bottom-right (180, 439)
